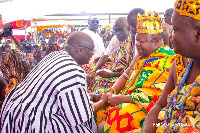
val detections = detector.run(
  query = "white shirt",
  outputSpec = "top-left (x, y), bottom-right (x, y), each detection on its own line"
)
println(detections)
top-left (82, 29), bottom-right (105, 62)
top-left (104, 35), bottom-right (119, 57)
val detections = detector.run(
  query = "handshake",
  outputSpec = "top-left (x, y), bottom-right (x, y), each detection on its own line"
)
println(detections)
top-left (92, 88), bottom-right (122, 107)
top-left (0, 24), bottom-right (13, 37)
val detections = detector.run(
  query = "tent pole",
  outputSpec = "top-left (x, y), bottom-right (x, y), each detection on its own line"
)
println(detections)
top-left (24, 24), bottom-right (27, 41)
top-left (34, 23), bottom-right (37, 44)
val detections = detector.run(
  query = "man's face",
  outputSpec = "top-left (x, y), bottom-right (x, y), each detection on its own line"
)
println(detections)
top-left (114, 23), bottom-right (129, 42)
top-left (127, 14), bottom-right (137, 37)
top-left (88, 17), bottom-right (99, 32)
top-left (41, 42), bottom-right (46, 50)
top-left (135, 33), bottom-right (155, 58)
top-left (164, 12), bottom-right (172, 25)
top-left (78, 42), bottom-right (95, 65)
top-left (171, 12), bottom-right (195, 57)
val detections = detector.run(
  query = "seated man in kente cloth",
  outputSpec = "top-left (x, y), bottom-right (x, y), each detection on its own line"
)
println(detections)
top-left (87, 17), bottom-right (134, 92)
top-left (95, 11), bottom-right (175, 133)
top-left (141, 0), bottom-right (200, 132)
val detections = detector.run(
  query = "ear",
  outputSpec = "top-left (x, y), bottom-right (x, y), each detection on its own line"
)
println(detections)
top-left (152, 36), bottom-right (160, 46)
top-left (65, 44), bottom-right (70, 51)
top-left (195, 25), bottom-right (200, 42)
top-left (77, 46), bottom-right (82, 55)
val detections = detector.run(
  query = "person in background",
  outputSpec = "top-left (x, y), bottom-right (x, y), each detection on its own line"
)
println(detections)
top-left (40, 40), bottom-right (47, 58)
top-left (48, 36), bottom-right (62, 52)
top-left (58, 38), bottom-right (66, 50)
top-left (164, 8), bottom-right (174, 25)
top-left (126, 8), bottom-right (145, 59)
top-left (127, 8), bottom-right (145, 44)
top-left (87, 17), bottom-right (134, 92)
top-left (0, 25), bottom-right (21, 53)
top-left (81, 16), bottom-right (106, 74)
top-left (142, 0), bottom-right (200, 132)
top-left (163, 8), bottom-right (174, 49)
top-left (33, 45), bottom-right (41, 66)
top-left (39, 32), bottom-right (44, 42)
top-left (86, 8), bottom-right (145, 92)
top-left (83, 16), bottom-right (105, 62)
top-left (0, 44), bottom-right (11, 53)
top-left (0, 76), bottom-right (7, 109)
top-left (0, 49), bottom-right (31, 109)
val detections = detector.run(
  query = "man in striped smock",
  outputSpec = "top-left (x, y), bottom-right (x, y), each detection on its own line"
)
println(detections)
top-left (0, 31), bottom-right (108, 133)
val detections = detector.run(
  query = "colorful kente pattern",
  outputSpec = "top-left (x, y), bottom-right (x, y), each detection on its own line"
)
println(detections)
top-left (89, 35), bottom-right (134, 91)
top-left (97, 46), bottom-right (175, 133)
top-left (156, 55), bottom-right (200, 132)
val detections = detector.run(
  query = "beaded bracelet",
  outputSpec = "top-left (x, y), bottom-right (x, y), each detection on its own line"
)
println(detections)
top-left (108, 88), bottom-right (117, 95)
top-left (89, 71), bottom-right (97, 75)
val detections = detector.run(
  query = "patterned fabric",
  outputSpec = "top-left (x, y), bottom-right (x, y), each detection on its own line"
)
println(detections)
top-left (0, 49), bottom-right (31, 83)
top-left (175, 54), bottom-right (185, 79)
top-left (156, 55), bottom-right (200, 133)
top-left (0, 51), bottom-right (96, 133)
top-left (110, 35), bottom-right (133, 72)
top-left (98, 46), bottom-right (175, 133)
top-left (89, 35), bottom-right (134, 92)
top-left (0, 49), bottom-right (31, 103)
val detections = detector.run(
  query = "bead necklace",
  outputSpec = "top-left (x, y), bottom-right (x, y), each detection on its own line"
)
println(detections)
top-left (164, 59), bottom-right (193, 132)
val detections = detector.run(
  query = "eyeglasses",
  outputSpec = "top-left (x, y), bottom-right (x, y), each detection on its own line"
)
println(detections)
top-left (91, 20), bottom-right (99, 24)
top-left (114, 27), bottom-right (128, 33)
top-left (79, 46), bottom-right (95, 53)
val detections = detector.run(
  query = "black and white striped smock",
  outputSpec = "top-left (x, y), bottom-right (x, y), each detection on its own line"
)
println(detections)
top-left (0, 50), bottom-right (96, 133)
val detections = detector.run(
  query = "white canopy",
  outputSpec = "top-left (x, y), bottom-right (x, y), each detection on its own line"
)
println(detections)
top-left (0, 0), bottom-right (175, 25)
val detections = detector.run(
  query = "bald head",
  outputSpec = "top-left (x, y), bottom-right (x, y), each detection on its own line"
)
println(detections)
top-left (67, 31), bottom-right (94, 48)
top-left (66, 31), bottom-right (94, 65)
top-left (115, 17), bottom-right (128, 27)
top-left (114, 17), bottom-right (129, 42)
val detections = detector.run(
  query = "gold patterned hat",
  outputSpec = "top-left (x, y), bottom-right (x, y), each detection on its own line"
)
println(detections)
top-left (136, 11), bottom-right (164, 34)
top-left (174, 0), bottom-right (200, 21)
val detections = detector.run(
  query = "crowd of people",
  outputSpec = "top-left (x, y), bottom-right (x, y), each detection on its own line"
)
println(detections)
top-left (0, 0), bottom-right (200, 132)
